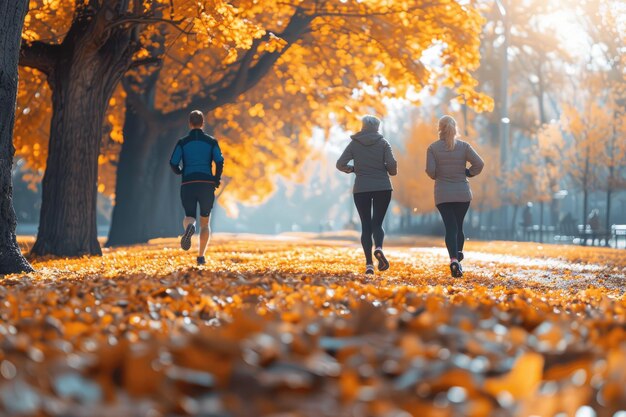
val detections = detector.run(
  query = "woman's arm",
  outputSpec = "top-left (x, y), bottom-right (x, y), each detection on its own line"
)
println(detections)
top-left (384, 140), bottom-right (398, 176)
top-left (425, 145), bottom-right (436, 179)
top-left (336, 142), bottom-right (355, 173)
top-left (465, 143), bottom-right (484, 177)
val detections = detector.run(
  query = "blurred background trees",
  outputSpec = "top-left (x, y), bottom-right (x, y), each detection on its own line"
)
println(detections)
top-left (8, 0), bottom-right (626, 253)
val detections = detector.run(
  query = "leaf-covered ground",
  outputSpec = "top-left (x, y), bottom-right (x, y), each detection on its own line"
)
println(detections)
top-left (2, 234), bottom-right (626, 417)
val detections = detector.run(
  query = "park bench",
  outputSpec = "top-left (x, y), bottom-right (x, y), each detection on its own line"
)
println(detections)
top-left (578, 225), bottom-right (612, 246)
top-left (525, 225), bottom-right (556, 242)
top-left (612, 225), bottom-right (626, 248)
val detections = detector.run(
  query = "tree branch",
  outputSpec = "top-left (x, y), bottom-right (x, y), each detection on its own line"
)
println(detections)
top-left (19, 41), bottom-right (60, 75)
top-left (129, 56), bottom-right (162, 69)
top-left (161, 8), bottom-right (314, 126)
top-left (106, 15), bottom-right (192, 34)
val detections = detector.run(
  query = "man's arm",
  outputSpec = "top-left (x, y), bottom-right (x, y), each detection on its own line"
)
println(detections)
top-left (213, 142), bottom-right (225, 186)
top-left (170, 142), bottom-right (183, 175)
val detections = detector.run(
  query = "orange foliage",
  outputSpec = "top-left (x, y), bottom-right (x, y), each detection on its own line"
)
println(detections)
top-left (3, 235), bottom-right (626, 415)
top-left (394, 111), bottom-right (438, 215)
top-left (15, 0), bottom-right (494, 206)
top-left (559, 76), bottom-right (614, 193)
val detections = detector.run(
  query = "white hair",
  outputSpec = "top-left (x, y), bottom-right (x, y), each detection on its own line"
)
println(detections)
top-left (361, 115), bottom-right (381, 132)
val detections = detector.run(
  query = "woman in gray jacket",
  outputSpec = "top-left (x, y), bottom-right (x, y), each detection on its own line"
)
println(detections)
top-left (426, 115), bottom-right (484, 278)
top-left (337, 115), bottom-right (398, 274)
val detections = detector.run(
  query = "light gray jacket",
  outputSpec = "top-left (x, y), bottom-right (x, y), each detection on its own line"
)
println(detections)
top-left (426, 139), bottom-right (484, 205)
top-left (336, 130), bottom-right (397, 194)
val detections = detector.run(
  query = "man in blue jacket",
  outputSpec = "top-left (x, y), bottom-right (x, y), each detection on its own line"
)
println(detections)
top-left (170, 110), bottom-right (224, 265)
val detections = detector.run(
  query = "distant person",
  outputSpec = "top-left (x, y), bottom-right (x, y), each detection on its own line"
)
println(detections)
top-left (563, 212), bottom-right (576, 236)
top-left (588, 208), bottom-right (600, 244)
top-left (170, 110), bottom-right (224, 265)
top-left (337, 115), bottom-right (397, 274)
top-left (522, 202), bottom-right (533, 240)
top-left (426, 115), bottom-right (484, 278)
top-left (559, 211), bottom-right (575, 236)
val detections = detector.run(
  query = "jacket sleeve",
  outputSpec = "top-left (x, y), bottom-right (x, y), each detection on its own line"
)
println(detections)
top-left (212, 142), bottom-right (224, 180)
top-left (336, 142), bottom-right (355, 173)
top-left (425, 145), bottom-right (436, 179)
top-left (465, 142), bottom-right (484, 177)
top-left (384, 140), bottom-right (398, 176)
top-left (170, 142), bottom-right (183, 175)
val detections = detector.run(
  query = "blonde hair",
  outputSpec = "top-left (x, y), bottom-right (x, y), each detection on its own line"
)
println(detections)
top-left (438, 115), bottom-right (458, 150)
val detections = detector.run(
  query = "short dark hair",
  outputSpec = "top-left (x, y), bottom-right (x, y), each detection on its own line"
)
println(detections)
top-left (189, 110), bottom-right (204, 127)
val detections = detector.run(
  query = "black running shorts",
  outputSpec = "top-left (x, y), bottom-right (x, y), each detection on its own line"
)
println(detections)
top-left (180, 182), bottom-right (216, 217)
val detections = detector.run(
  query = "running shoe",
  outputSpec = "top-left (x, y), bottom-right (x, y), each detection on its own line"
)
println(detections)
top-left (197, 256), bottom-right (206, 265)
top-left (180, 223), bottom-right (195, 251)
top-left (450, 260), bottom-right (463, 278)
top-left (365, 264), bottom-right (375, 275)
top-left (374, 248), bottom-right (390, 271)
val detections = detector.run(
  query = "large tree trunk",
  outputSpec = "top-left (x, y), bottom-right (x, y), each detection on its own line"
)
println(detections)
top-left (107, 121), bottom-right (184, 246)
top-left (539, 201), bottom-right (545, 243)
top-left (0, 0), bottom-right (33, 274)
top-left (510, 204), bottom-right (518, 240)
top-left (31, 68), bottom-right (106, 256)
top-left (28, 21), bottom-right (137, 256)
top-left (107, 104), bottom-right (159, 246)
top-left (145, 129), bottom-right (186, 238)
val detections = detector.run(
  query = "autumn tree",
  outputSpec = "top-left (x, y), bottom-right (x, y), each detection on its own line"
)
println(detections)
top-left (602, 91), bottom-right (626, 235)
top-left (18, 0), bottom-right (264, 256)
top-left (102, 0), bottom-right (493, 245)
top-left (474, 0), bottom-right (568, 235)
top-left (15, 1), bottom-right (493, 251)
top-left (560, 80), bottom-right (613, 234)
top-left (0, 0), bottom-right (33, 274)
top-left (574, 0), bottom-right (626, 234)
top-left (394, 112), bottom-right (438, 226)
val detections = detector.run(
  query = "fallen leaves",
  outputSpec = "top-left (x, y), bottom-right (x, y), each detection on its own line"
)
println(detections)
top-left (0, 235), bottom-right (625, 416)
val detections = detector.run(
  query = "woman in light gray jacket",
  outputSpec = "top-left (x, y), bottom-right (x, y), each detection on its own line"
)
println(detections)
top-left (337, 115), bottom-right (397, 274)
top-left (426, 115), bottom-right (484, 278)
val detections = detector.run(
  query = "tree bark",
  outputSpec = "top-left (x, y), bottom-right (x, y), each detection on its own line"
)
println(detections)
top-left (133, 126), bottom-right (185, 240)
top-left (0, 0), bottom-right (34, 274)
top-left (25, 15), bottom-right (139, 256)
top-left (31, 51), bottom-right (130, 256)
top-left (107, 117), bottom-right (184, 246)
top-left (510, 204), bottom-right (518, 240)
top-left (605, 116), bottom-right (617, 247)
top-left (539, 201), bottom-right (544, 243)
top-left (106, 101), bottom-right (159, 246)
top-left (31, 68), bottom-right (105, 256)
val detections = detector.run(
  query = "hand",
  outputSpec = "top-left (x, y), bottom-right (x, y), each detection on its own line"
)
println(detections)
top-left (465, 168), bottom-right (474, 178)
top-left (215, 180), bottom-right (221, 189)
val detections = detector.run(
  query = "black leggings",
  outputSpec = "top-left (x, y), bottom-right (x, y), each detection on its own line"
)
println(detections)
top-left (436, 202), bottom-right (470, 259)
top-left (354, 190), bottom-right (392, 264)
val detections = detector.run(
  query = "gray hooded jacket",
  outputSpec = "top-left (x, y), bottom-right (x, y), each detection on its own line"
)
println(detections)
top-left (336, 130), bottom-right (397, 194)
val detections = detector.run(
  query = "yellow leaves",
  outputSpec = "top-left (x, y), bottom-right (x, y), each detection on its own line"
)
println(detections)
top-left (64, 321), bottom-right (91, 338)
top-left (484, 352), bottom-right (544, 400)
top-left (248, 103), bottom-right (265, 117)
top-left (2, 236), bottom-right (626, 413)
